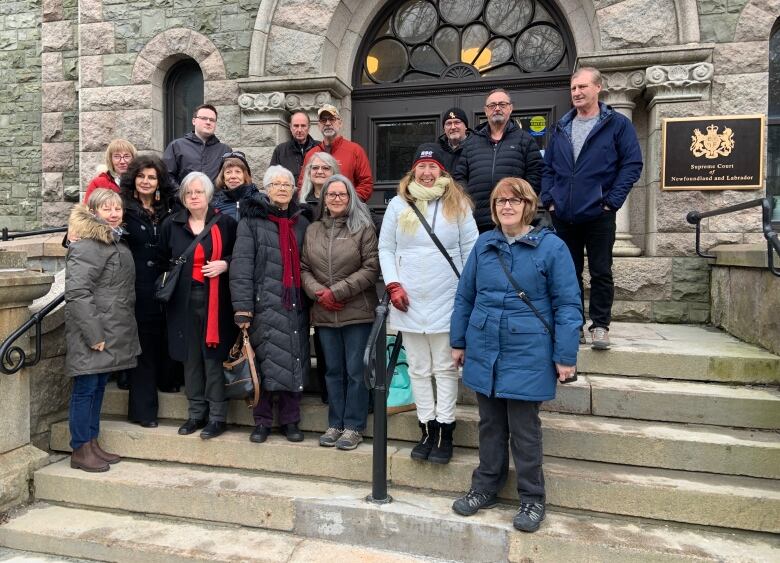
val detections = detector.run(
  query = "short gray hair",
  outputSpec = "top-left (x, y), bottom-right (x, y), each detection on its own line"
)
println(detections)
top-left (179, 172), bottom-right (214, 204)
top-left (299, 152), bottom-right (340, 203)
top-left (263, 165), bottom-right (295, 190)
top-left (318, 175), bottom-right (373, 233)
top-left (572, 66), bottom-right (603, 86)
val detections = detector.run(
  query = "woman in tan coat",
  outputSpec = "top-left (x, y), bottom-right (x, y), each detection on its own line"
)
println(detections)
top-left (301, 175), bottom-right (379, 450)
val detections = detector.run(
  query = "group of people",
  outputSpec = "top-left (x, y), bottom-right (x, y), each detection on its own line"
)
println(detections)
top-left (63, 66), bottom-right (642, 534)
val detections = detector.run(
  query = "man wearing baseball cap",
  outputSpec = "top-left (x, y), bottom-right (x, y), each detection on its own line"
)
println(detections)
top-left (300, 104), bottom-right (373, 202)
top-left (437, 107), bottom-right (472, 173)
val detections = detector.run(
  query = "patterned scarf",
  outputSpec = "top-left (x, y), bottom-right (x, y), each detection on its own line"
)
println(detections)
top-left (398, 177), bottom-right (448, 235)
top-left (268, 214), bottom-right (301, 310)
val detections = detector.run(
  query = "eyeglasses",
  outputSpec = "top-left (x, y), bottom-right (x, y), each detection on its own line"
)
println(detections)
top-left (485, 102), bottom-right (511, 110)
top-left (319, 117), bottom-right (338, 124)
top-left (184, 189), bottom-right (207, 198)
top-left (195, 116), bottom-right (217, 123)
top-left (325, 192), bottom-right (348, 201)
top-left (222, 151), bottom-right (246, 160)
top-left (495, 197), bottom-right (525, 208)
top-left (112, 153), bottom-right (132, 162)
top-left (267, 182), bottom-right (293, 190)
top-left (444, 120), bottom-right (464, 128)
top-left (311, 165), bottom-right (331, 172)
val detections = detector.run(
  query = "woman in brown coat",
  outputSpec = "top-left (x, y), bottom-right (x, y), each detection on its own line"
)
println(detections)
top-left (301, 174), bottom-right (379, 450)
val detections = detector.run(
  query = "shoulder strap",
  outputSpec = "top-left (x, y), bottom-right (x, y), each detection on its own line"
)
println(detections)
top-left (173, 214), bottom-right (220, 265)
top-left (493, 248), bottom-right (554, 336)
top-left (409, 203), bottom-right (460, 279)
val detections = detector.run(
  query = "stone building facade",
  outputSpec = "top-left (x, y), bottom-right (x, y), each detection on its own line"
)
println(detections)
top-left (0, 0), bottom-right (777, 323)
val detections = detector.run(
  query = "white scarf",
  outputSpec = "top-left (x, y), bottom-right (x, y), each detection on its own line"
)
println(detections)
top-left (399, 177), bottom-right (448, 234)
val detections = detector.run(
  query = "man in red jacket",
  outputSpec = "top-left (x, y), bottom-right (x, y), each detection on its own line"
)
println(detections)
top-left (300, 104), bottom-right (373, 202)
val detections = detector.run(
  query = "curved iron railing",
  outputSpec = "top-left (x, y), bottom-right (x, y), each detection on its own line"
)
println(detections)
top-left (686, 197), bottom-right (780, 277)
top-left (0, 292), bottom-right (64, 375)
top-left (1, 226), bottom-right (67, 242)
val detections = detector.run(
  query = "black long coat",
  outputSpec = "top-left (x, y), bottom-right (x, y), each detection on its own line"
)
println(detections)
top-left (230, 198), bottom-right (311, 393)
top-left (159, 206), bottom-right (238, 362)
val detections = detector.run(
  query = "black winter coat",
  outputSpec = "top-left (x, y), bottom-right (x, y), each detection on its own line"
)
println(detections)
top-left (270, 136), bottom-right (317, 182)
top-left (159, 207), bottom-right (238, 362)
top-left (437, 131), bottom-right (471, 174)
top-left (211, 183), bottom-right (263, 222)
top-left (122, 198), bottom-right (172, 335)
top-left (163, 132), bottom-right (232, 189)
top-left (230, 198), bottom-right (311, 393)
top-left (453, 120), bottom-right (543, 229)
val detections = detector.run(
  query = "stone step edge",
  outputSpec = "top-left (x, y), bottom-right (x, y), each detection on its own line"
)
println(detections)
top-left (29, 466), bottom-right (780, 563)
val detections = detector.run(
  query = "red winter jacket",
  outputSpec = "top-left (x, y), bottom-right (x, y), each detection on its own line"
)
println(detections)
top-left (84, 171), bottom-right (120, 204)
top-left (300, 136), bottom-right (373, 202)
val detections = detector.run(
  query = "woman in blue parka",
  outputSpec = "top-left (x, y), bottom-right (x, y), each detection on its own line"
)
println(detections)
top-left (449, 177), bottom-right (581, 534)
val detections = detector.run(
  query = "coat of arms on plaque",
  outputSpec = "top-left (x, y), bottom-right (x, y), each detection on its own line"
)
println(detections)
top-left (690, 124), bottom-right (735, 159)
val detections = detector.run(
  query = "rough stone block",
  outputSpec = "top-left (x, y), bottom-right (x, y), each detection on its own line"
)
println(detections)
top-left (653, 232), bottom-right (742, 257)
top-left (611, 300), bottom-right (652, 321)
top-left (714, 41), bottom-right (769, 75)
top-left (205, 80), bottom-right (239, 105)
top-left (79, 0), bottom-right (102, 23)
top-left (611, 257), bottom-right (672, 300)
top-left (80, 85), bottom-right (152, 111)
top-left (41, 81), bottom-right (76, 113)
top-left (273, 0), bottom-right (339, 35)
top-left (733, 2), bottom-right (776, 41)
top-left (655, 190), bottom-right (706, 233)
top-left (266, 26), bottom-right (324, 76)
top-left (41, 52), bottom-right (63, 83)
top-left (42, 0), bottom-right (63, 22)
top-left (131, 55), bottom-right (159, 85)
top-left (652, 300), bottom-right (691, 322)
top-left (597, 0), bottom-right (677, 49)
top-left (712, 73), bottom-right (768, 116)
top-left (41, 172), bottom-right (64, 201)
top-left (41, 113), bottom-right (64, 143)
top-left (41, 202), bottom-right (73, 227)
top-left (79, 22), bottom-right (115, 56)
top-left (79, 55), bottom-right (103, 88)
top-left (200, 50), bottom-right (228, 80)
top-left (0, 372), bottom-right (30, 453)
top-left (41, 143), bottom-right (75, 173)
top-left (0, 445), bottom-right (49, 511)
top-left (41, 21), bottom-right (74, 52)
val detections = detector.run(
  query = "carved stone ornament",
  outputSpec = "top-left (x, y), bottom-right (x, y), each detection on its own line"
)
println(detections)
top-left (644, 62), bottom-right (714, 107)
top-left (238, 91), bottom-right (333, 113)
top-left (600, 70), bottom-right (647, 108)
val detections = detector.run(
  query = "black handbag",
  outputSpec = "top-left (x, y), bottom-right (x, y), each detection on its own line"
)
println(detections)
top-left (223, 328), bottom-right (261, 408)
top-left (154, 215), bottom-right (219, 303)
top-left (409, 203), bottom-right (461, 278)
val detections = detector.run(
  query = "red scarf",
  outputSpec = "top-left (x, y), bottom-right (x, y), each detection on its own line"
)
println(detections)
top-left (268, 214), bottom-right (301, 310)
top-left (205, 224), bottom-right (223, 347)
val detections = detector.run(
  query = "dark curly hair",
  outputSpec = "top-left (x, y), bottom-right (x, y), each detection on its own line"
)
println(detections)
top-left (119, 154), bottom-right (173, 213)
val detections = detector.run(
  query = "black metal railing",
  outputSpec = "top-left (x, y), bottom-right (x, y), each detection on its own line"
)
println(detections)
top-left (1, 226), bottom-right (67, 242)
top-left (0, 292), bottom-right (64, 375)
top-left (686, 197), bottom-right (780, 277)
top-left (362, 292), bottom-right (404, 504)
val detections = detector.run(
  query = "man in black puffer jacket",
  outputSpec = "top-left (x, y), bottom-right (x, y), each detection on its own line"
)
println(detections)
top-left (454, 89), bottom-right (542, 232)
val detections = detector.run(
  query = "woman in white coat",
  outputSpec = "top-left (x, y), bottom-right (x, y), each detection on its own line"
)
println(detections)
top-left (379, 143), bottom-right (478, 464)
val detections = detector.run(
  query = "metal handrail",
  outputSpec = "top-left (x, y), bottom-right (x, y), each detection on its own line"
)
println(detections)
top-left (1, 226), bottom-right (67, 242)
top-left (686, 197), bottom-right (780, 277)
top-left (0, 292), bottom-right (65, 375)
top-left (362, 292), bottom-right (404, 504)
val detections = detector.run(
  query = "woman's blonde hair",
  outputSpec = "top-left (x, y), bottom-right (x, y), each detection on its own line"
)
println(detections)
top-left (398, 168), bottom-right (473, 221)
top-left (489, 177), bottom-right (538, 226)
top-left (86, 187), bottom-right (123, 211)
top-left (104, 139), bottom-right (137, 175)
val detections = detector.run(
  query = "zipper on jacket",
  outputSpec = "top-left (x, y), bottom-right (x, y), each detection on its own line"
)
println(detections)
top-left (327, 220), bottom-right (337, 323)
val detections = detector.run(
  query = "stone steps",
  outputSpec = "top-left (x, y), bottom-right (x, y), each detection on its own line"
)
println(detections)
top-left (24, 460), bottom-right (780, 562)
top-left (101, 385), bottom-right (780, 478)
top-left (48, 420), bottom-right (780, 533)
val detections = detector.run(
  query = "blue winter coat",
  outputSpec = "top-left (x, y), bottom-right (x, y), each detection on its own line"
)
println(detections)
top-left (540, 102), bottom-right (643, 224)
top-left (450, 227), bottom-right (582, 401)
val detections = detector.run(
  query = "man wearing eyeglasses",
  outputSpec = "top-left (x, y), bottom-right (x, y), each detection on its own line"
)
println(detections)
top-left (453, 89), bottom-right (542, 233)
top-left (436, 107), bottom-right (472, 173)
top-left (300, 104), bottom-right (373, 202)
top-left (163, 104), bottom-right (232, 189)
top-left (270, 110), bottom-right (317, 181)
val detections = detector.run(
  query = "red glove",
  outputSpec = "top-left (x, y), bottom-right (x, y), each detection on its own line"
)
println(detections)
top-left (315, 288), bottom-right (345, 311)
top-left (385, 282), bottom-right (409, 312)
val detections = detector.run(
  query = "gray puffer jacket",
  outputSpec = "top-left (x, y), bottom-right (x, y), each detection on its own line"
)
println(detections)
top-left (230, 197), bottom-right (311, 393)
top-left (64, 205), bottom-right (141, 377)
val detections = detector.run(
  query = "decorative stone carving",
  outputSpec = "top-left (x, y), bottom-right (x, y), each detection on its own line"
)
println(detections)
top-left (601, 70), bottom-right (646, 110)
top-left (644, 63), bottom-right (714, 107)
top-left (238, 91), bottom-right (334, 124)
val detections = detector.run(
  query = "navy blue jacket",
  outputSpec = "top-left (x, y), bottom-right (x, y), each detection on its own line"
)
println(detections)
top-left (541, 103), bottom-right (643, 224)
top-left (450, 227), bottom-right (581, 402)
top-left (211, 183), bottom-right (262, 222)
top-left (454, 120), bottom-right (542, 230)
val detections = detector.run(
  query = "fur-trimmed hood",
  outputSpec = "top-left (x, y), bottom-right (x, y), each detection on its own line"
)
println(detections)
top-left (67, 204), bottom-right (118, 245)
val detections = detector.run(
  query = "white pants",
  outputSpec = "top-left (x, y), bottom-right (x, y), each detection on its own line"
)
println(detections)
top-left (403, 332), bottom-right (459, 424)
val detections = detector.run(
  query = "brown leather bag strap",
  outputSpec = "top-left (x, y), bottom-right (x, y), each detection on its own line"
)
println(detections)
top-left (242, 328), bottom-right (261, 408)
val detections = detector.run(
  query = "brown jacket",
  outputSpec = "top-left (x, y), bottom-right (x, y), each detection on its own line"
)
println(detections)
top-left (301, 215), bottom-right (379, 327)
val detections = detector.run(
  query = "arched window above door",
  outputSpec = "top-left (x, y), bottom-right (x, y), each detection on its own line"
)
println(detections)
top-left (360, 0), bottom-right (571, 85)
top-left (164, 59), bottom-right (204, 146)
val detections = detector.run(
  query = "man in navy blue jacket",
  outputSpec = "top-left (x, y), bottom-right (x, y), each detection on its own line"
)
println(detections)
top-left (540, 67), bottom-right (643, 350)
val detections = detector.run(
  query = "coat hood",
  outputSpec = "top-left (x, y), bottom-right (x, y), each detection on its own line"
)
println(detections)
top-left (67, 204), bottom-right (119, 244)
top-left (484, 224), bottom-right (552, 250)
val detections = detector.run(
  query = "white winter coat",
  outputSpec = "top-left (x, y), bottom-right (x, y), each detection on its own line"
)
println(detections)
top-left (379, 195), bottom-right (478, 334)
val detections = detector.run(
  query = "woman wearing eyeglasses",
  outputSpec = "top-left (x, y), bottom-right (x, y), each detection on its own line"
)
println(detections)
top-left (85, 139), bottom-right (137, 205)
top-left (300, 175), bottom-right (378, 450)
top-left (212, 151), bottom-right (262, 221)
top-left (230, 165), bottom-right (312, 444)
top-left (298, 153), bottom-right (340, 211)
top-left (378, 144), bottom-right (478, 465)
top-left (449, 178), bottom-right (581, 533)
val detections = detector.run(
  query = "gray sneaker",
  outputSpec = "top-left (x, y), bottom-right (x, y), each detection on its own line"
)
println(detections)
top-left (319, 427), bottom-right (342, 447)
top-left (513, 501), bottom-right (545, 532)
top-left (590, 327), bottom-right (610, 350)
top-left (335, 429), bottom-right (363, 450)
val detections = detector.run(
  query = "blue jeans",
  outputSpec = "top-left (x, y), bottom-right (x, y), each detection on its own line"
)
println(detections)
top-left (69, 373), bottom-right (109, 450)
top-left (318, 323), bottom-right (371, 431)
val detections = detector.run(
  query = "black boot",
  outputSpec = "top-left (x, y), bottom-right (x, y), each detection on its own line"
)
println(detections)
top-left (410, 420), bottom-right (437, 461)
top-left (429, 421), bottom-right (456, 464)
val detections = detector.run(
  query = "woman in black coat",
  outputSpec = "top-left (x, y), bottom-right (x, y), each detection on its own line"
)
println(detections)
top-left (231, 165), bottom-right (311, 444)
top-left (159, 172), bottom-right (237, 440)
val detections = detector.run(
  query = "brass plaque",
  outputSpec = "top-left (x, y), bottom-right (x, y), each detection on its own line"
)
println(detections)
top-left (661, 114), bottom-right (765, 190)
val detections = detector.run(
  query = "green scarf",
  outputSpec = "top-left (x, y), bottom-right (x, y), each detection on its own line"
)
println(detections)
top-left (399, 177), bottom-right (449, 235)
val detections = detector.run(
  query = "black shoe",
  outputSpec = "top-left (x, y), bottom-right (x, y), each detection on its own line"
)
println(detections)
top-left (158, 386), bottom-right (181, 393)
top-left (280, 423), bottom-right (304, 442)
top-left (452, 489), bottom-right (498, 516)
top-left (116, 372), bottom-right (130, 391)
top-left (513, 502), bottom-right (545, 533)
top-left (140, 421), bottom-right (158, 428)
top-left (178, 419), bottom-right (207, 435)
top-left (200, 421), bottom-right (227, 440)
top-left (429, 421), bottom-right (455, 464)
top-left (250, 424), bottom-right (271, 443)
top-left (411, 420), bottom-right (436, 461)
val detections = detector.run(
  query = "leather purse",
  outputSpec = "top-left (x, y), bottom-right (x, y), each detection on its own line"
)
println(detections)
top-left (223, 328), bottom-right (261, 408)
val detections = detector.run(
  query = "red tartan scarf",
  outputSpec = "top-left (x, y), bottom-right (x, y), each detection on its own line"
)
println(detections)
top-left (268, 214), bottom-right (301, 310)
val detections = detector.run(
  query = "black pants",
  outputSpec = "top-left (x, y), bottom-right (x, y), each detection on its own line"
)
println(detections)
top-left (552, 211), bottom-right (616, 329)
top-left (127, 330), bottom-right (171, 423)
top-left (471, 393), bottom-right (545, 503)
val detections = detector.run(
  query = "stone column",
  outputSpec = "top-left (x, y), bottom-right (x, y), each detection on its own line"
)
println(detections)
top-left (0, 253), bottom-right (54, 511)
top-left (601, 71), bottom-right (646, 257)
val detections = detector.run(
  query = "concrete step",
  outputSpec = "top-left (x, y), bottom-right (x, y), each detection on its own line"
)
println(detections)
top-left (0, 504), bottom-right (440, 563)
top-left (0, 547), bottom-right (91, 562)
top-left (101, 386), bottom-right (780, 478)
top-left (31, 460), bottom-right (780, 563)
top-left (49, 420), bottom-right (780, 533)
top-left (577, 322), bottom-right (780, 384)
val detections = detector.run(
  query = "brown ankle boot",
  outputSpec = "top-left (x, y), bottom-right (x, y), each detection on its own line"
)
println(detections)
top-left (91, 438), bottom-right (120, 464)
top-left (70, 442), bottom-right (109, 472)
